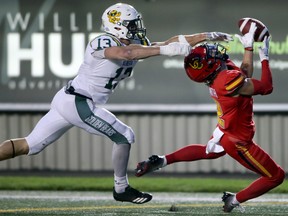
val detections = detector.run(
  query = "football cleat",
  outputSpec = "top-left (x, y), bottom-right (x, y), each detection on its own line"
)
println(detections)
top-left (222, 192), bottom-right (245, 213)
top-left (113, 186), bottom-right (152, 204)
top-left (135, 155), bottom-right (164, 177)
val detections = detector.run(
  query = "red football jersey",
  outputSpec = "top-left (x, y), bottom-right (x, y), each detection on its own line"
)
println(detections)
top-left (209, 67), bottom-right (255, 141)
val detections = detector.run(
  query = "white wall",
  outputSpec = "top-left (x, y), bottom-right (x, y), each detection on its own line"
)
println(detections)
top-left (0, 112), bottom-right (287, 175)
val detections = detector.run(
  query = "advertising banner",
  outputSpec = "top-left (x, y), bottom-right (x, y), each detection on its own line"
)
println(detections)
top-left (0, 0), bottom-right (287, 111)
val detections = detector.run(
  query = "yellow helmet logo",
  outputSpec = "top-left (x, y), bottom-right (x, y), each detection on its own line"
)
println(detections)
top-left (107, 10), bottom-right (121, 24)
top-left (189, 59), bottom-right (203, 69)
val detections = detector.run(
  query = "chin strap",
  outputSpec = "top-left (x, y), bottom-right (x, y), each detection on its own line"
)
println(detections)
top-left (10, 139), bottom-right (16, 158)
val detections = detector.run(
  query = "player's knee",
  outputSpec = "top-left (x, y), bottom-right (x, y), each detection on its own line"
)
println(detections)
top-left (114, 126), bottom-right (134, 145)
top-left (123, 126), bottom-right (135, 144)
top-left (273, 167), bottom-right (285, 185)
top-left (28, 146), bottom-right (43, 155)
top-left (269, 166), bottom-right (285, 186)
top-left (26, 138), bottom-right (49, 155)
top-left (206, 151), bottom-right (226, 159)
top-left (28, 141), bottom-right (52, 155)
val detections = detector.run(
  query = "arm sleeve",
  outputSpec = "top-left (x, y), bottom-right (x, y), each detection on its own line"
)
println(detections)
top-left (251, 60), bottom-right (273, 95)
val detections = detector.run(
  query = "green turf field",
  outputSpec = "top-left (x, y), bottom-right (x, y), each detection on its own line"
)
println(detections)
top-left (0, 175), bottom-right (287, 215)
top-left (0, 191), bottom-right (287, 215)
top-left (0, 175), bottom-right (287, 193)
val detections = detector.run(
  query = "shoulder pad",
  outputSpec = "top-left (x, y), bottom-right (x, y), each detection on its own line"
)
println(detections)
top-left (224, 70), bottom-right (245, 93)
top-left (90, 33), bottom-right (122, 51)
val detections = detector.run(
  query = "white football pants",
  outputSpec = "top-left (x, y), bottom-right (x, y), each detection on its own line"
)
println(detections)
top-left (25, 88), bottom-right (135, 155)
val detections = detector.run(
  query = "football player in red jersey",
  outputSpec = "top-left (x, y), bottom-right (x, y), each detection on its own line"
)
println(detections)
top-left (135, 23), bottom-right (285, 212)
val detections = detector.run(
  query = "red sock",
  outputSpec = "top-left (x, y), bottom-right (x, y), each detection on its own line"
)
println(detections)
top-left (165, 144), bottom-right (225, 165)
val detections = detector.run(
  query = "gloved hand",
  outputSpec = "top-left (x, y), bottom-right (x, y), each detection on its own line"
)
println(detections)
top-left (160, 42), bottom-right (192, 56)
top-left (259, 36), bottom-right (271, 61)
top-left (206, 32), bottom-right (233, 42)
top-left (235, 22), bottom-right (257, 49)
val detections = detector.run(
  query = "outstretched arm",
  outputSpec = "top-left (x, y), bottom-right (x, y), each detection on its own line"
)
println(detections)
top-left (92, 32), bottom-right (232, 60)
top-left (235, 22), bottom-right (257, 78)
top-left (94, 42), bottom-right (192, 60)
top-left (238, 36), bottom-right (273, 96)
top-left (152, 32), bottom-right (233, 46)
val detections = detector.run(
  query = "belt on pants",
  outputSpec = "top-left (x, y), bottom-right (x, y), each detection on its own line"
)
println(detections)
top-left (65, 84), bottom-right (92, 100)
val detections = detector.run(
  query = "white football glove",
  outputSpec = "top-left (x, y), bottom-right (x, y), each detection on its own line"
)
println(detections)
top-left (206, 32), bottom-right (233, 42)
top-left (159, 42), bottom-right (192, 56)
top-left (235, 22), bottom-right (257, 48)
top-left (258, 36), bottom-right (271, 61)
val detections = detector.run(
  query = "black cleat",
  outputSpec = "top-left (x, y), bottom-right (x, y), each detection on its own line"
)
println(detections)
top-left (135, 155), bottom-right (164, 177)
top-left (113, 186), bottom-right (152, 204)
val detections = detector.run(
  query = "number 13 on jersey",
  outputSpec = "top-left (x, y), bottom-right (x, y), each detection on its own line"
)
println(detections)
top-left (104, 67), bottom-right (133, 90)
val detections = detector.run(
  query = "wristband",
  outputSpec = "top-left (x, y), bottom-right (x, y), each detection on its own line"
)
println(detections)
top-left (245, 47), bottom-right (254, 52)
top-left (159, 45), bottom-right (173, 56)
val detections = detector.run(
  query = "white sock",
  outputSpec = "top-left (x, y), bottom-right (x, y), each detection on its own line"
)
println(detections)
top-left (161, 155), bottom-right (167, 167)
top-left (232, 195), bottom-right (240, 205)
top-left (114, 174), bottom-right (129, 193)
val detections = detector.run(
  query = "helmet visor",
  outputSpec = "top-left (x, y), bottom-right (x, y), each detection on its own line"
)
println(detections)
top-left (205, 43), bottom-right (228, 61)
top-left (123, 18), bottom-right (146, 39)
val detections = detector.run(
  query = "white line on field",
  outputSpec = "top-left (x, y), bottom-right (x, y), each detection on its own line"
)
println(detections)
top-left (0, 191), bottom-right (287, 203)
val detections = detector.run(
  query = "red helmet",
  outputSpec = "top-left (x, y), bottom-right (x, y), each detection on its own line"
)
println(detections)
top-left (184, 43), bottom-right (228, 83)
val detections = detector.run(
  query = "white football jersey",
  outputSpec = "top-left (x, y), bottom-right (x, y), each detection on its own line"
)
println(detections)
top-left (71, 34), bottom-right (138, 104)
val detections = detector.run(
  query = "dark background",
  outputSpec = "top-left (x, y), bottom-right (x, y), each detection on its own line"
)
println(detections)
top-left (0, 0), bottom-right (287, 107)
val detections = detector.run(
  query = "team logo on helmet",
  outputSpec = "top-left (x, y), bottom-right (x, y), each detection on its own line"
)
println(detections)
top-left (189, 58), bottom-right (203, 70)
top-left (107, 10), bottom-right (121, 24)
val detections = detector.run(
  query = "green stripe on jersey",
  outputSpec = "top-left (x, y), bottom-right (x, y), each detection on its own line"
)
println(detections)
top-left (106, 33), bottom-right (122, 46)
top-left (75, 96), bottom-right (129, 144)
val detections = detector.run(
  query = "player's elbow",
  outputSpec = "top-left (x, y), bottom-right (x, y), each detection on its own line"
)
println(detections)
top-left (262, 85), bottom-right (273, 95)
top-left (251, 79), bottom-right (273, 95)
top-left (104, 47), bottom-right (138, 60)
top-left (252, 79), bottom-right (273, 95)
top-left (271, 166), bottom-right (286, 186)
top-left (122, 49), bottom-right (138, 60)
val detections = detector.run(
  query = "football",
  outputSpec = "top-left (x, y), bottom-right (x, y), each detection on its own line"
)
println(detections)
top-left (238, 17), bottom-right (270, 42)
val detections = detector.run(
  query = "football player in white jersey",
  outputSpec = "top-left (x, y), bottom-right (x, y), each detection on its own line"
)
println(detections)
top-left (0, 3), bottom-right (232, 204)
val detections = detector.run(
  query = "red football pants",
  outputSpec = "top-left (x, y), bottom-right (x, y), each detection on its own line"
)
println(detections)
top-left (165, 134), bottom-right (285, 203)
top-left (220, 134), bottom-right (285, 203)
